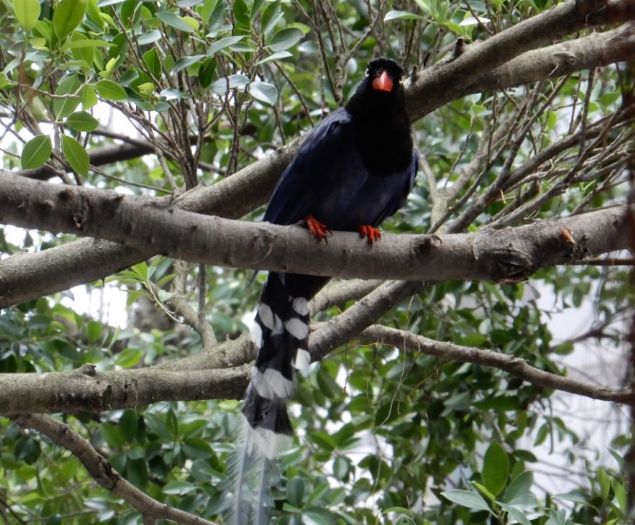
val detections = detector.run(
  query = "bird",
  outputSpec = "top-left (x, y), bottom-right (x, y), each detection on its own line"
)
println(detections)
top-left (228, 57), bottom-right (418, 524)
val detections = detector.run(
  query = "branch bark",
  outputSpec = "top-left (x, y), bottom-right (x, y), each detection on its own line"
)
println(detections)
top-left (469, 22), bottom-right (635, 95)
top-left (0, 363), bottom-right (248, 415)
top-left (361, 325), bottom-right (635, 405)
top-left (405, 2), bottom-right (635, 119)
top-left (13, 414), bottom-right (218, 525)
top-left (0, 173), bottom-right (627, 285)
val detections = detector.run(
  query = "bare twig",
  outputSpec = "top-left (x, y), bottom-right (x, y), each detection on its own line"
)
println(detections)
top-left (13, 414), bottom-right (218, 525)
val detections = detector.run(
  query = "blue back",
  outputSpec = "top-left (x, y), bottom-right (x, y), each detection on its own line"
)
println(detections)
top-left (264, 108), bottom-right (418, 231)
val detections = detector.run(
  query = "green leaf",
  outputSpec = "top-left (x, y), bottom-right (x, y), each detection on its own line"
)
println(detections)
top-left (142, 48), bottom-right (162, 78)
top-left (308, 430), bottom-right (337, 451)
top-left (208, 35), bottom-right (245, 56)
top-left (384, 9), bottom-right (425, 22)
top-left (182, 438), bottom-right (212, 459)
top-left (287, 477), bottom-right (304, 506)
top-left (198, 58), bottom-right (216, 88)
top-left (21, 135), bottom-right (52, 170)
top-left (249, 81), bottom-right (277, 105)
top-left (482, 441), bottom-right (510, 496)
top-left (172, 54), bottom-right (205, 73)
top-left (119, 410), bottom-right (138, 442)
top-left (126, 458), bottom-right (148, 488)
top-left (54, 74), bottom-right (81, 118)
top-left (163, 480), bottom-right (197, 495)
top-left (115, 347), bottom-right (143, 368)
top-left (156, 10), bottom-right (195, 33)
top-left (62, 135), bottom-right (89, 176)
top-left (14, 0), bottom-right (41, 31)
top-left (137, 30), bottom-right (162, 45)
top-left (53, 0), bottom-right (87, 40)
top-left (15, 436), bottom-right (41, 464)
top-left (301, 509), bottom-right (339, 525)
top-left (232, 0), bottom-right (250, 32)
top-left (101, 422), bottom-right (125, 448)
top-left (441, 489), bottom-right (491, 512)
top-left (503, 471), bottom-right (534, 504)
top-left (85, 319), bottom-right (102, 343)
top-left (81, 84), bottom-right (98, 109)
top-left (268, 27), bottom-right (303, 52)
top-left (256, 50), bottom-right (292, 65)
top-left (500, 504), bottom-right (532, 525)
top-left (66, 38), bottom-right (112, 49)
top-left (96, 79), bottom-right (127, 101)
top-left (65, 111), bottom-right (99, 132)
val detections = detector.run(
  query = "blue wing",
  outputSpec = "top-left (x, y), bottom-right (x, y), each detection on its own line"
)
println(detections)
top-left (264, 109), bottom-right (418, 231)
top-left (263, 108), bottom-right (354, 226)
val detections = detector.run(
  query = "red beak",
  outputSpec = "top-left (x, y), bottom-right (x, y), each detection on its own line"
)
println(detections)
top-left (372, 71), bottom-right (393, 92)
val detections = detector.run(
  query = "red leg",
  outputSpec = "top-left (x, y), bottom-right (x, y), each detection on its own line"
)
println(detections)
top-left (358, 225), bottom-right (382, 245)
top-left (304, 215), bottom-right (330, 241)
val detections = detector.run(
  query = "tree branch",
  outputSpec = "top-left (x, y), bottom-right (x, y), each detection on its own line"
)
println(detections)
top-left (405, 1), bottom-right (635, 119)
top-left (360, 325), bottom-right (635, 405)
top-left (0, 363), bottom-right (248, 415)
top-left (0, 282), bottom-right (423, 415)
top-left (12, 414), bottom-right (218, 525)
top-left (470, 23), bottom-right (635, 96)
top-left (0, 173), bottom-right (628, 284)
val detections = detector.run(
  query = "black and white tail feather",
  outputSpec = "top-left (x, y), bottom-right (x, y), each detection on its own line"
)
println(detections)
top-left (226, 272), bottom-right (324, 524)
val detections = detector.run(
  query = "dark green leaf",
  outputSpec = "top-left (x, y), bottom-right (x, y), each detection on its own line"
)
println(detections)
top-left (21, 135), bottom-right (52, 169)
top-left (268, 27), bottom-right (303, 52)
top-left (384, 9), bottom-right (425, 22)
top-left (120, 410), bottom-right (138, 442)
top-left (156, 10), bottom-right (195, 33)
top-left (53, 0), bottom-right (87, 40)
top-left (207, 35), bottom-right (245, 56)
top-left (441, 489), bottom-right (491, 512)
top-left (96, 79), bottom-right (127, 101)
top-left (142, 48), bottom-right (162, 78)
top-left (54, 74), bottom-right (81, 118)
top-left (482, 441), bottom-right (510, 496)
top-left (65, 111), bottom-right (99, 132)
top-left (163, 480), bottom-right (197, 495)
top-left (114, 348), bottom-right (143, 368)
top-left (62, 135), bottom-right (89, 176)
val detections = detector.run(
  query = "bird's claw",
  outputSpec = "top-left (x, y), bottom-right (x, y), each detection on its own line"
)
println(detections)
top-left (359, 225), bottom-right (381, 245)
top-left (304, 215), bottom-right (330, 241)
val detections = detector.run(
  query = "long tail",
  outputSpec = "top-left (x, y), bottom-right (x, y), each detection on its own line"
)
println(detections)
top-left (226, 272), bottom-right (328, 524)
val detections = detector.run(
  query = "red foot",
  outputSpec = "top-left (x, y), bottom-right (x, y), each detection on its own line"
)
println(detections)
top-left (304, 215), bottom-right (330, 241)
top-left (359, 225), bottom-right (381, 245)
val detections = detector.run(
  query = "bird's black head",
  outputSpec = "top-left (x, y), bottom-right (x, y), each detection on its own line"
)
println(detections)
top-left (366, 58), bottom-right (404, 94)
top-left (346, 57), bottom-right (407, 117)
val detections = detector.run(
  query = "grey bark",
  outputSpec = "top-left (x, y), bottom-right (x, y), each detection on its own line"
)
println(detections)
top-left (0, 172), bottom-right (628, 284)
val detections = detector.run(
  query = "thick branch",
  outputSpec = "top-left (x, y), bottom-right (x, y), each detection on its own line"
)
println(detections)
top-left (361, 325), bottom-right (635, 405)
top-left (13, 414), bottom-right (217, 525)
top-left (0, 282), bottom-right (422, 415)
top-left (0, 364), bottom-right (248, 415)
top-left (405, 1), bottom-right (635, 119)
top-left (0, 173), bottom-right (627, 284)
top-left (471, 22), bottom-right (635, 94)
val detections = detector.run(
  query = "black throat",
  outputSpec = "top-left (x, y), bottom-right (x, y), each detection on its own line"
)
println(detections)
top-left (345, 80), bottom-right (413, 177)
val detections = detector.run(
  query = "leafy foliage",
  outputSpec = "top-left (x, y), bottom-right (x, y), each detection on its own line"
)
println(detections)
top-left (0, 0), bottom-right (632, 524)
